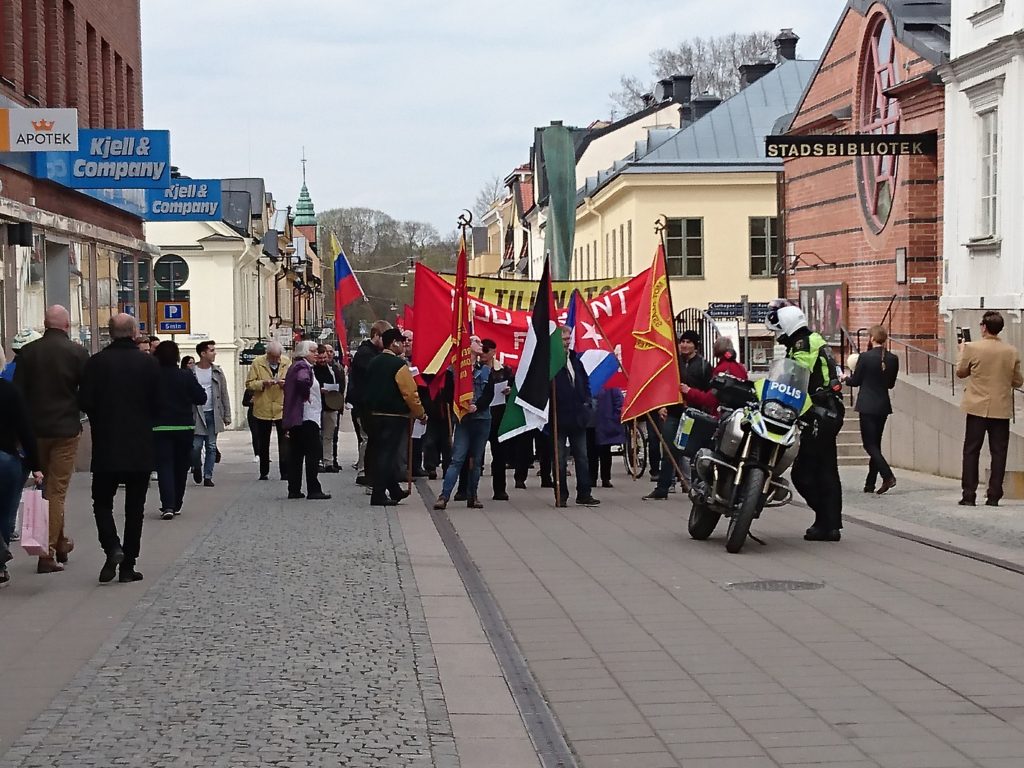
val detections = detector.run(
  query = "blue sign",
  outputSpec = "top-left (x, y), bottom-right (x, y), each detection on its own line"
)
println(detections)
top-left (145, 179), bottom-right (222, 221)
top-left (32, 129), bottom-right (171, 189)
top-left (764, 380), bottom-right (805, 410)
top-left (163, 303), bottom-right (183, 319)
top-left (159, 321), bottom-right (187, 332)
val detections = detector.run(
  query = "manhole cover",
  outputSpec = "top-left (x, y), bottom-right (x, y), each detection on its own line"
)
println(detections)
top-left (725, 580), bottom-right (825, 592)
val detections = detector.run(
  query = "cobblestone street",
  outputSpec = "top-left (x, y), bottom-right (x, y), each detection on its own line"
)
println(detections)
top-left (1, 436), bottom-right (457, 768)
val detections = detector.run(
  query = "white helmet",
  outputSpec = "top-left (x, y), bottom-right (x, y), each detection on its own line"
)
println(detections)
top-left (765, 304), bottom-right (807, 338)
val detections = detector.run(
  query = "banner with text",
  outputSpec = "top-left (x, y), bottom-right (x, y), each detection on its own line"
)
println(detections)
top-left (436, 272), bottom-right (630, 311)
top-left (412, 264), bottom-right (650, 388)
top-left (32, 129), bottom-right (171, 188)
top-left (145, 179), bottom-right (222, 221)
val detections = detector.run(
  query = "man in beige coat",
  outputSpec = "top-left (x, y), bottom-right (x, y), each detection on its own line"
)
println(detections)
top-left (956, 311), bottom-right (1023, 506)
top-left (245, 341), bottom-right (292, 481)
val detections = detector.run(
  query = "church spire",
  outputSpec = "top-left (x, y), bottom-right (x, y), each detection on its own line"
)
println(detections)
top-left (293, 147), bottom-right (317, 227)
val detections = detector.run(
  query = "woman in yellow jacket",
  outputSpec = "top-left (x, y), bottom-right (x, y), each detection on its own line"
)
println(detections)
top-left (245, 341), bottom-right (292, 481)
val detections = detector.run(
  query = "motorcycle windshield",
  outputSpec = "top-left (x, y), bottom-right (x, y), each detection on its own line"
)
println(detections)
top-left (759, 359), bottom-right (810, 411)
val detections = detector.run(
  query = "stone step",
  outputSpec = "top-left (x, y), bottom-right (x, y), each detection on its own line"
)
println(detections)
top-left (838, 455), bottom-right (870, 466)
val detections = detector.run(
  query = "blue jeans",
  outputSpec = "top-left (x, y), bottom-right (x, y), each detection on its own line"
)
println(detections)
top-left (192, 414), bottom-right (218, 480)
top-left (0, 451), bottom-right (26, 567)
top-left (441, 417), bottom-right (491, 500)
top-left (555, 424), bottom-right (591, 502)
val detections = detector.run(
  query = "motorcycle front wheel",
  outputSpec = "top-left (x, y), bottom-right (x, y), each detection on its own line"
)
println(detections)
top-left (725, 467), bottom-right (766, 554)
top-left (687, 502), bottom-right (721, 540)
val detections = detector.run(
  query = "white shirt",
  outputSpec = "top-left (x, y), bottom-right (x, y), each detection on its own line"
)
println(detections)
top-left (302, 361), bottom-right (322, 423)
top-left (196, 366), bottom-right (214, 410)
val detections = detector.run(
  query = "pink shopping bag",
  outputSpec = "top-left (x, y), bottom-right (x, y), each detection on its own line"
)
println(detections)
top-left (20, 488), bottom-right (49, 557)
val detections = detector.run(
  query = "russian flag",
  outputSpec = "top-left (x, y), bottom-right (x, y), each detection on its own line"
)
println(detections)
top-left (566, 289), bottom-right (620, 396)
top-left (333, 245), bottom-right (364, 314)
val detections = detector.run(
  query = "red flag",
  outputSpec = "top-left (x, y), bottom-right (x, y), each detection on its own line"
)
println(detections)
top-left (621, 243), bottom-right (682, 422)
top-left (403, 304), bottom-right (415, 335)
top-left (450, 233), bottom-right (475, 420)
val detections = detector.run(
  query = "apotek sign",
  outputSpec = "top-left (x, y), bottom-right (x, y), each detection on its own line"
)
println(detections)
top-left (0, 108), bottom-right (79, 151)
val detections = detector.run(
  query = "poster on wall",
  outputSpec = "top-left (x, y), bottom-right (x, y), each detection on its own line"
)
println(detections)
top-left (798, 283), bottom-right (847, 345)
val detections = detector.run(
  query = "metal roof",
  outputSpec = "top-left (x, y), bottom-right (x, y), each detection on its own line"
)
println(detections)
top-left (848, 0), bottom-right (950, 65)
top-left (579, 59), bottom-right (817, 201)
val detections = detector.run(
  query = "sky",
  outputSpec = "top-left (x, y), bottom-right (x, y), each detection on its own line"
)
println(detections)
top-left (140, 0), bottom-right (846, 237)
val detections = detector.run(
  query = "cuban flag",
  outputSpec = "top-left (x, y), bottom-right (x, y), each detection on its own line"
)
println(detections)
top-left (566, 289), bottom-right (620, 396)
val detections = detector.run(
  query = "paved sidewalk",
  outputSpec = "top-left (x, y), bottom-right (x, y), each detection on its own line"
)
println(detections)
top-left (440, 467), bottom-right (1024, 768)
top-left (1, 434), bottom-right (538, 768)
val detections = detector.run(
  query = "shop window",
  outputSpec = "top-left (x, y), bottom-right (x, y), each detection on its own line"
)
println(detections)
top-left (978, 108), bottom-right (999, 238)
top-left (749, 217), bottom-right (779, 277)
top-left (858, 14), bottom-right (901, 232)
top-left (665, 218), bottom-right (703, 278)
top-left (16, 236), bottom-right (47, 333)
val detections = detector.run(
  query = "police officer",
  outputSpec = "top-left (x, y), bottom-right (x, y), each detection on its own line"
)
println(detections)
top-left (766, 301), bottom-right (845, 542)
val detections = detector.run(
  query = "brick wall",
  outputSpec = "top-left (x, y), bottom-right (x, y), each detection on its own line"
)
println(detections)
top-left (783, 4), bottom-right (944, 351)
top-left (0, 0), bottom-right (142, 126)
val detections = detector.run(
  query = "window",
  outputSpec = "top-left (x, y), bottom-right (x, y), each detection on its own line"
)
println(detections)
top-left (619, 225), bottom-right (625, 275)
top-left (665, 218), bottom-right (703, 277)
top-left (749, 217), bottom-right (779, 277)
top-left (45, 0), bottom-right (60, 104)
top-left (86, 24), bottom-right (99, 126)
top-left (979, 109), bottom-right (998, 237)
top-left (858, 15), bottom-right (901, 232)
top-left (627, 220), bottom-right (632, 273)
top-left (610, 231), bottom-right (617, 276)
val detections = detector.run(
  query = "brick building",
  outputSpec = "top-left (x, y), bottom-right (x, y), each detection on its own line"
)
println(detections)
top-left (780, 0), bottom-right (949, 353)
top-left (0, 0), bottom-right (155, 351)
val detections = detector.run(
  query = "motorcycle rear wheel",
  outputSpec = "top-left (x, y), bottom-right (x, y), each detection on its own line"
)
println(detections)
top-left (687, 502), bottom-right (720, 540)
top-left (725, 467), bottom-right (766, 554)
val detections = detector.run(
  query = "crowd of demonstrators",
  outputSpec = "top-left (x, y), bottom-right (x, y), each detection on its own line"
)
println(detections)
top-left (153, 341), bottom-right (207, 520)
top-left (14, 306), bottom-right (90, 573)
top-left (80, 314), bottom-right (160, 583)
top-left (191, 341), bottom-right (231, 487)
top-left (366, 329), bottom-right (425, 507)
top-left (246, 341), bottom-right (291, 481)
top-left (0, 342), bottom-right (43, 588)
top-left (957, 310), bottom-right (1023, 507)
top-left (282, 341), bottom-right (332, 501)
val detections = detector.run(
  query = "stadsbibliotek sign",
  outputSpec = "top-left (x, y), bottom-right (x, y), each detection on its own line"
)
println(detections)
top-left (765, 133), bottom-right (938, 158)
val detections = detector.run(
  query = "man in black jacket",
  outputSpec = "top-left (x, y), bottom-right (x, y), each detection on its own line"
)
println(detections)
top-left (347, 320), bottom-right (391, 484)
top-left (14, 305), bottom-right (89, 573)
top-left (79, 313), bottom-right (160, 584)
top-left (847, 325), bottom-right (899, 494)
top-left (552, 327), bottom-right (600, 508)
top-left (644, 330), bottom-right (712, 501)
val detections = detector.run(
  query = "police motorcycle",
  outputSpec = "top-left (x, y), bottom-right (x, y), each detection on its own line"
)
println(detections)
top-left (681, 358), bottom-right (812, 553)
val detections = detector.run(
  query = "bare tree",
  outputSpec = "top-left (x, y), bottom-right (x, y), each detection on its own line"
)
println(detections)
top-left (609, 31), bottom-right (776, 117)
top-left (473, 173), bottom-right (506, 220)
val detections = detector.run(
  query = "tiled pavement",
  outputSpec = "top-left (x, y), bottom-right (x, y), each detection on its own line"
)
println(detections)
top-left (441, 467), bottom-right (1024, 768)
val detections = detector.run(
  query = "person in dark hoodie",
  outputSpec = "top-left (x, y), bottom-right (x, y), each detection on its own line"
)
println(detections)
top-left (153, 341), bottom-right (207, 520)
top-left (347, 320), bottom-right (391, 484)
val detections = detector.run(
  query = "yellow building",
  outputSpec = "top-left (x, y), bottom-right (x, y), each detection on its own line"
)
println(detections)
top-left (572, 58), bottom-right (816, 318)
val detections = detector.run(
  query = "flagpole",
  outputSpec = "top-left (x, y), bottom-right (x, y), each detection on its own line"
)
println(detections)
top-left (550, 380), bottom-right (562, 507)
top-left (407, 417), bottom-right (414, 493)
top-left (583, 292), bottom-right (689, 492)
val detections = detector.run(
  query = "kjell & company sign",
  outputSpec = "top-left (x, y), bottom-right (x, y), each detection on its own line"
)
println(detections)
top-left (0, 108), bottom-right (79, 151)
top-left (765, 133), bottom-right (938, 158)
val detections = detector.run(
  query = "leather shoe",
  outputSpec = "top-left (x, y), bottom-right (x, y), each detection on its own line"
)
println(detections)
top-left (863, 487), bottom-right (875, 493)
top-left (467, 498), bottom-right (484, 509)
top-left (37, 556), bottom-right (64, 574)
top-left (392, 489), bottom-right (411, 501)
top-left (55, 538), bottom-right (74, 564)
top-left (287, 492), bottom-right (306, 499)
top-left (203, 479), bottom-right (215, 487)
top-left (804, 527), bottom-right (841, 542)
top-left (643, 490), bottom-right (668, 501)
top-left (192, 467), bottom-right (202, 484)
top-left (99, 548), bottom-right (124, 583)
top-left (307, 491), bottom-right (332, 500)
top-left (453, 491), bottom-right (468, 502)
top-left (514, 481), bottom-right (527, 490)
top-left (427, 470), bottom-right (438, 480)
top-left (493, 493), bottom-right (510, 501)
top-left (986, 498), bottom-right (1000, 507)
top-left (877, 477), bottom-right (897, 495)
top-left (601, 481), bottom-right (614, 488)
top-left (355, 475), bottom-right (371, 487)
top-left (540, 480), bottom-right (555, 489)
top-left (576, 497), bottom-right (601, 506)
top-left (433, 496), bottom-right (448, 510)
top-left (958, 498), bottom-right (976, 506)
top-left (119, 567), bottom-right (144, 582)
top-left (370, 497), bottom-right (397, 507)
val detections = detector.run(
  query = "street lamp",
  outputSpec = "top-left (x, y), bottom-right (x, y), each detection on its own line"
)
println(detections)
top-left (400, 275), bottom-right (408, 288)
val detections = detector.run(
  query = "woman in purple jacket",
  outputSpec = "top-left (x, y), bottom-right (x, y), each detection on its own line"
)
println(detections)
top-left (587, 388), bottom-right (625, 489)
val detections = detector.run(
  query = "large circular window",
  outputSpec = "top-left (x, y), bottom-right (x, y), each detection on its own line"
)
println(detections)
top-left (858, 14), bottom-right (901, 232)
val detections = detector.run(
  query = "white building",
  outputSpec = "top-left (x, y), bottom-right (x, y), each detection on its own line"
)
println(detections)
top-left (940, 0), bottom-right (1024, 347)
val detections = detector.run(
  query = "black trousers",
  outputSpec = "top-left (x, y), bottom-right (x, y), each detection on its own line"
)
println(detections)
top-left (859, 413), bottom-right (894, 489)
top-left (490, 407), bottom-right (509, 496)
top-left (537, 430), bottom-right (553, 484)
top-left (370, 415), bottom-right (408, 502)
top-left (254, 418), bottom-right (289, 479)
top-left (962, 415), bottom-right (1010, 503)
top-left (246, 407), bottom-right (259, 455)
top-left (792, 423), bottom-right (843, 531)
top-left (92, 471), bottom-right (149, 566)
top-left (586, 428), bottom-right (613, 485)
top-left (287, 421), bottom-right (323, 496)
top-left (155, 431), bottom-right (193, 512)
top-left (646, 417), bottom-right (662, 474)
top-left (357, 407), bottom-right (374, 483)
top-left (423, 411), bottom-right (452, 473)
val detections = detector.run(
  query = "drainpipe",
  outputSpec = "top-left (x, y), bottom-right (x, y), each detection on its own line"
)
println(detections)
top-left (583, 196), bottom-right (603, 279)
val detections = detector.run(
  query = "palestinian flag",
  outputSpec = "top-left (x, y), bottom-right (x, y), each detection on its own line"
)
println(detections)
top-left (498, 259), bottom-right (566, 442)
